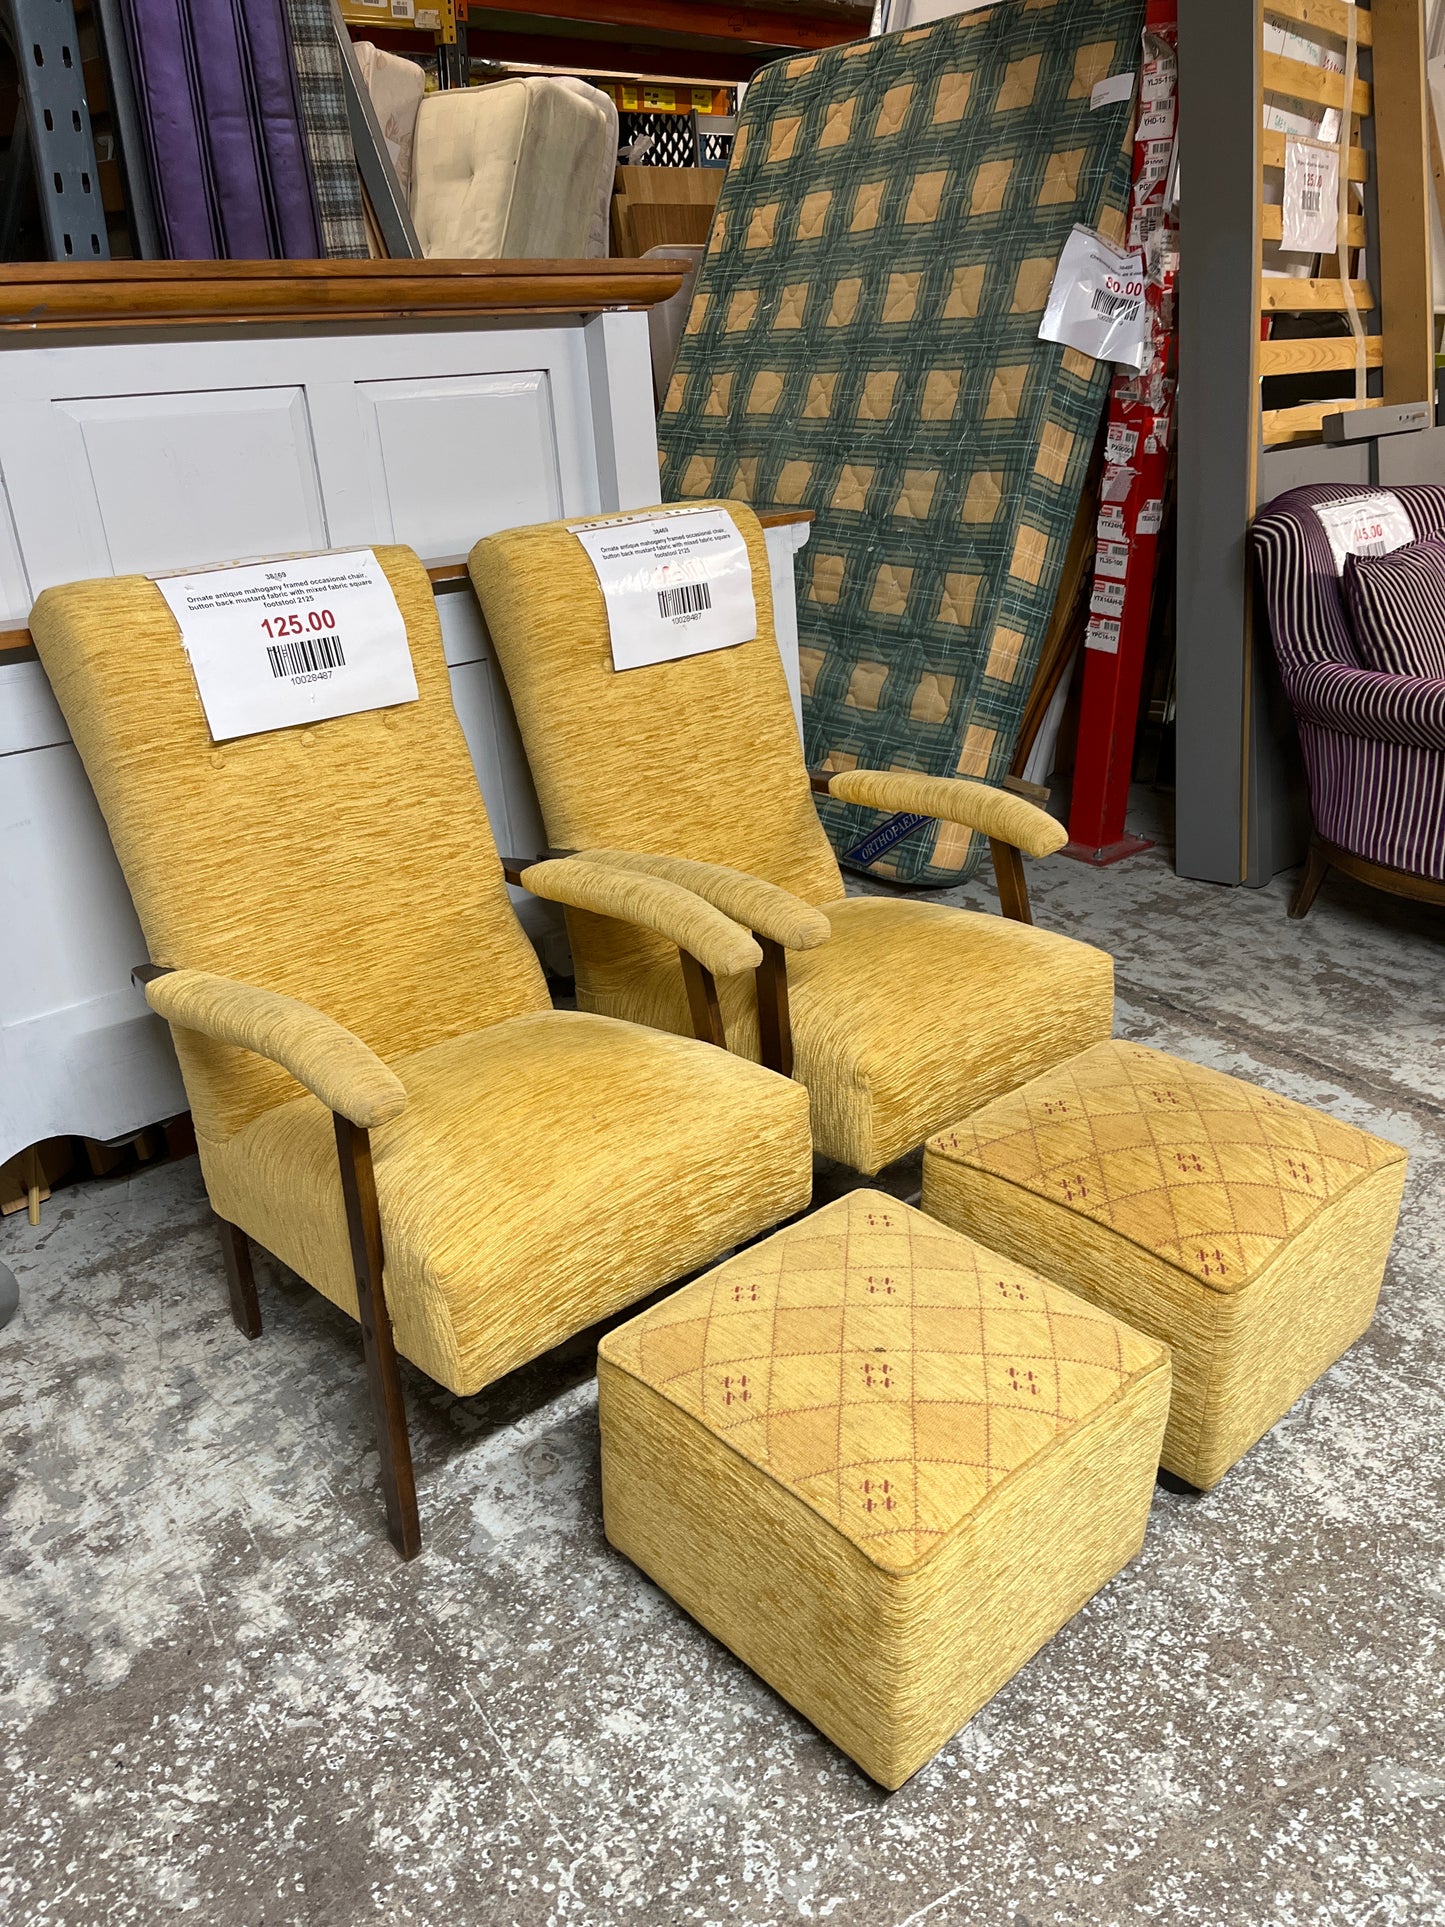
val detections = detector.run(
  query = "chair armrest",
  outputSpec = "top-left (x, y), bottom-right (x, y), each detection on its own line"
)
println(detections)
top-left (144, 967), bottom-right (408, 1130)
top-left (519, 858), bottom-right (763, 978)
top-left (822, 769), bottom-right (1067, 858)
top-left (1291, 660), bottom-right (1445, 752)
top-left (575, 849), bottom-right (831, 951)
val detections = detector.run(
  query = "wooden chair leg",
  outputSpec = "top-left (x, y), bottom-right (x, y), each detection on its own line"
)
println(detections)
top-left (218, 1217), bottom-right (262, 1339)
top-left (754, 936), bottom-right (794, 1078)
top-left (989, 838), bottom-right (1034, 924)
top-left (680, 951), bottom-right (728, 1049)
top-left (1289, 839), bottom-right (1330, 920)
top-left (333, 1115), bottom-right (421, 1561)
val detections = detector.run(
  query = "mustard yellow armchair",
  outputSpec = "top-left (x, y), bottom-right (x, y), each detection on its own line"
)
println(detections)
top-left (469, 503), bottom-right (1114, 1176)
top-left (30, 549), bottom-right (811, 1559)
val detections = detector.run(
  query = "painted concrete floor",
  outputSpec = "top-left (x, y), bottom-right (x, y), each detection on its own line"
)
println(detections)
top-left (3, 794), bottom-right (1444, 1926)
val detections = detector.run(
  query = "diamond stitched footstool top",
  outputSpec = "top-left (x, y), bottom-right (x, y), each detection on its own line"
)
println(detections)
top-left (597, 1189), bottom-right (1170, 1786)
top-left (923, 1041), bottom-right (1407, 1489)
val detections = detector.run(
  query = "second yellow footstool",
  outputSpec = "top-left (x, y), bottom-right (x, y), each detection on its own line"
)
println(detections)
top-left (597, 1189), bottom-right (1170, 1789)
top-left (923, 1040), bottom-right (1408, 1492)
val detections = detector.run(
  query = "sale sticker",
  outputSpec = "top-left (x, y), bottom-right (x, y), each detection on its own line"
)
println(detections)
top-left (1311, 492), bottom-right (1416, 574)
top-left (1281, 137), bottom-right (1340, 253)
top-left (1039, 225), bottom-right (1150, 372)
top-left (154, 549), bottom-right (417, 743)
top-left (569, 505), bottom-right (757, 672)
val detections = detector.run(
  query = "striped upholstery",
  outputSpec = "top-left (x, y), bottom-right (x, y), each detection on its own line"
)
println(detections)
top-left (1343, 538), bottom-right (1445, 683)
top-left (1252, 484), bottom-right (1445, 885)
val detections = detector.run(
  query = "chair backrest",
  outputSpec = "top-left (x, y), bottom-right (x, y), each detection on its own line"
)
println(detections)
top-left (31, 546), bottom-right (548, 1143)
top-left (1252, 483), bottom-right (1445, 694)
top-left (470, 502), bottom-right (843, 998)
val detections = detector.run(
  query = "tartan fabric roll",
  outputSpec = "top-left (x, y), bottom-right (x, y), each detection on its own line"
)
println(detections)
top-left (282, 0), bottom-right (369, 258)
top-left (1252, 483), bottom-right (1445, 884)
top-left (657, 0), bottom-right (1142, 885)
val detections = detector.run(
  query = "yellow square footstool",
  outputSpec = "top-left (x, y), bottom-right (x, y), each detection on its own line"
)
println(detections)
top-left (596, 1189), bottom-right (1170, 1789)
top-left (922, 1041), bottom-right (1408, 1492)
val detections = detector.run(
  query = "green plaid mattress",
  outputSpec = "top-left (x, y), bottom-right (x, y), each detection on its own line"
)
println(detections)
top-left (657, 0), bottom-right (1142, 885)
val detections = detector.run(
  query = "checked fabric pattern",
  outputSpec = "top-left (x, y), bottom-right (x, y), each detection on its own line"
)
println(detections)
top-left (929, 1041), bottom-right (1408, 1292)
top-left (598, 1188), bottom-right (1161, 1572)
top-left (657, 0), bottom-right (1142, 885)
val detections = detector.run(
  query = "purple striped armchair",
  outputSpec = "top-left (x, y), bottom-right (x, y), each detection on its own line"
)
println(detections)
top-left (1252, 482), bottom-right (1445, 917)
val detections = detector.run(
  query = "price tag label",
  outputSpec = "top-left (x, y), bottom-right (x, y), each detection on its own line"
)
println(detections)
top-left (1281, 138), bottom-right (1340, 253)
top-left (1096, 539), bottom-right (1131, 580)
top-left (569, 506), bottom-right (758, 672)
top-left (1090, 578), bottom-right (1127, 618)
top-left (1138, 498), bottom-right (1165, 536)
top-left (154, 550), bottom-right (418, 743)
top-left (1312, 492), bottom-right (1416, 574)
top-left (1086, 615), bottom-right (1122, 655)
top-left (1098, 504), bottom-right (1127, 541)
top-left (1040, 227), bottom-right (1150, 372)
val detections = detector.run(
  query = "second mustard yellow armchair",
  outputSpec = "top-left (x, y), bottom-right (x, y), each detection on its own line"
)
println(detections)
top-left (469, 502), bottom-right (1114, 1175)
top-left (30, 547), bottom-right (812, 1560)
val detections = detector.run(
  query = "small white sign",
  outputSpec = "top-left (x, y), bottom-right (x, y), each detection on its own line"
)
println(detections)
top-left (1096, 539), bottom-right (1131, 581)
top-left (1138, 103), bottom-right (1175, 142)
top-left (1106, 422), bottom-right (1140, 466)
top-left (1281, 138), bottom-right (1340, 253)
top-left (155, 550), bottom-right (417, 743)
top-left (1090, 70), bottom-right (1136, 110)
top-left (1311, 492), bottom-right (1417, 574)
top-left (570, 506), bottom-right (758, 673)
top-left (1040, 226), bottom-right (1150, 373)
top-left (1086, 614), bottom-right (1122, 655)
top-left (1098, 504), bottom-right (1127, 540)
top-left (1138, 497), bottom-right (1165, 536)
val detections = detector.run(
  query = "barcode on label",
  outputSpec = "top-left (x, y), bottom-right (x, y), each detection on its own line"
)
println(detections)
top-left (657, 581), bottom-right (713, 619)
top-left (267, 634), bottom-right (345, 678)
top-left (1300, 188), bottom-right (1322, 214)
top-left (1091, 288), bottom-right (1136, 319)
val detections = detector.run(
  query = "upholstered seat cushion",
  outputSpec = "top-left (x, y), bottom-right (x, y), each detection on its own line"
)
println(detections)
top-left (201, 1008), bottom-right (812, 1397)
top-left (589, 894), bottom-right (1113, 1174)
top-left (923, 1041), bottom-right (1408, 1489)
top-left (1342, 536), bottom-right (1445, 683)
top-left (598, 1189), bottom-right (1169, 1787)
top-left (411, 76), bottom-right (615, 259)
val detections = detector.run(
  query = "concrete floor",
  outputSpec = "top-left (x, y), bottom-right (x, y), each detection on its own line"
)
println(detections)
top-left (3, 795), bottom-right (1443, 1926)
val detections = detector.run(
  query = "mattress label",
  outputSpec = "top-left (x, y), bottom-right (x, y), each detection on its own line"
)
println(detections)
top-left (1311, 492), bottom-right (1416, 574)
top-left (1090, 70), bottom-right (1136, 110)
top-left (569, 506), bottom-right (758, 673)
top-left (153, 550), bottom-right (417, 744)
top-left (1039, 226), bottom-right (1150, 373)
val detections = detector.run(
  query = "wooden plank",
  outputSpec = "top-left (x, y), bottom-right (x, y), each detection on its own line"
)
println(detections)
top-left (1260, 275), bottom-right (1376, 310)
top-left (1370, 0), bottom-right (1435, 406)
top-left (0, 259), bottom-right (687, 331)
top-left (1261, 128), bottom-right (1368, 177)
top-left (1261, 203), bottom-right (1366, 245)
top-left (1261, 50), bottom-right (1371, 115)
top-left (1258, 333), bottom-right (1385, 373)
top-left (466, 0), bottom-right (872, 51)
top-left (1262, 396), bottom-right (1385, 444)
top-left (1262, 0), bottom-right (1373, 46)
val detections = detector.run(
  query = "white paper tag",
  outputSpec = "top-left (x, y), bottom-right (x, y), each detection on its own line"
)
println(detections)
top-left (1090, 578), bottom-right (1127, 618)
top-left (1098, 504), bottom-right (1127, 540)
top-left (1090, 70), bottom-right (1136, 110)
top-left (1106, 423), bottom-right (1140, 466)
top-left (1138, 498), bottom-right (1164, 535)
top-left (1281, 138), bottom-right (1340, 253)
top-left (1040, 227), bottom-right (1150, 372)
top-left (1311, 492), bottom-right (1416, 574)
top-left (1138, 103), bottom-right (1175, 142)
top-left (155, 550), bottom-right (417, 744)
top-left (1086, 615), bottom-right (1122, 654)
top-left (1096, 540), bottom-right (1131, 581)
top-left (569, 507), bottom-right (758, 672)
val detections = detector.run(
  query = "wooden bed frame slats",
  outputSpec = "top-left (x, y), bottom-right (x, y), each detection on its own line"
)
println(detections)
top-left (1263, 396), bottom-right (1385, 445)
top-left (1258, 333), bottom-right (1385, 374)
top-left (1260, 50), bottom-right (1371, 115)
top-left (1260, 276), bottom-right (1376, 312)
top-left (1261, 203), bottom-right (1366, 246)
top-left (1262, 0), bottom-right (1375, 47)
top-left (1261, 129), bottom-right (1369, 178)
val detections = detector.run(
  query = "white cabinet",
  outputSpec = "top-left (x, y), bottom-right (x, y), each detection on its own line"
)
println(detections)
top-left (0, 310), bottom-right (655, 1163)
